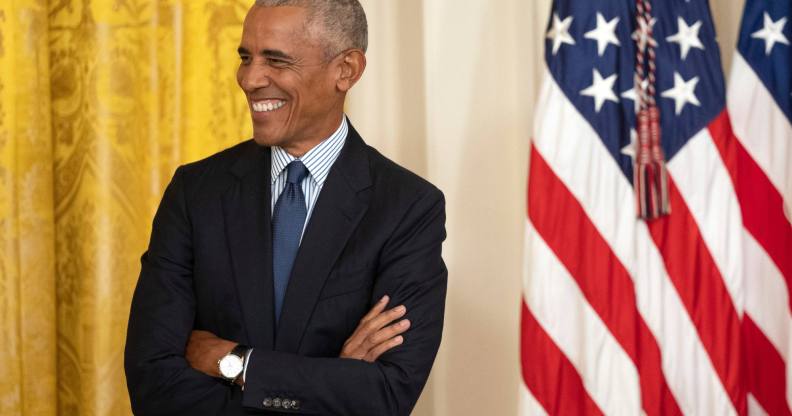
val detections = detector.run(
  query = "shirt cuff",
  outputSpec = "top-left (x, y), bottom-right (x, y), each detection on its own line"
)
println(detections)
top-left (242, 348), bottom-right (253, 390)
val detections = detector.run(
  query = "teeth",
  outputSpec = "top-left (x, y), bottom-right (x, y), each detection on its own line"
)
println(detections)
top-left (252, 100), bottom-right (285, 112)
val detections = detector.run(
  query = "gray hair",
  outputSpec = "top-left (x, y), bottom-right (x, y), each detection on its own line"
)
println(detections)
top-left (254, 0), bottom-right (368, 57)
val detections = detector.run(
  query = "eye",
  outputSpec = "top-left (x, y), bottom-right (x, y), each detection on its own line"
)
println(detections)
top-left (267, 58), bottom-right (290, 68)
top-left (239, 54), bottom-right (251, 65)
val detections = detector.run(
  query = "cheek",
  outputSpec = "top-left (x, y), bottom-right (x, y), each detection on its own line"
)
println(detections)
top-left (302, 77), bottom-right (335, 105)
top-left (236, 66), bottom-right (245, 88)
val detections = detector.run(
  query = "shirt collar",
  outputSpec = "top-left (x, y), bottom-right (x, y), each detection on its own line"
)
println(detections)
top-left (270, 116), bottom-right (348, 185)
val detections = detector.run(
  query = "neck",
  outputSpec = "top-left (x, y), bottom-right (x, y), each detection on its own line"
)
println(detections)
top-left (281, 112), bottom-right (344, 158)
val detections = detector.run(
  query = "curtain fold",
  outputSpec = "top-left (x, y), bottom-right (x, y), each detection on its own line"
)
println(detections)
top-left (2, 1), bottom-right (249, 414)
top-left (0, 1), bottom-right (57, 415)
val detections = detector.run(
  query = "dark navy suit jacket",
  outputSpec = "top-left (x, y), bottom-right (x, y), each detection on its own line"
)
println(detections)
top-left (124, 125), bottom-right (447, 415)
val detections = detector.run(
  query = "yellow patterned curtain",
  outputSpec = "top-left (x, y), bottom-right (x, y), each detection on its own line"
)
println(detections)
top-left (0, 1), bottom-right (251, 414)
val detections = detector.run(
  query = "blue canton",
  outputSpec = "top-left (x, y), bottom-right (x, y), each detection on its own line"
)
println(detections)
top-left (737, 0), bottom-right (792, 124)
top-left (545, 0), bottom-right (728, 182)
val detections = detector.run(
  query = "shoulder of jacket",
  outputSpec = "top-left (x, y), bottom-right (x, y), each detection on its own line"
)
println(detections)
top-left (365, 145), bottom-right (443, 201)
top-left (177, 139), bottom-right (258, 178)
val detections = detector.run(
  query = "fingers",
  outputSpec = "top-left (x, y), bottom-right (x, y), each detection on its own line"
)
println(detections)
top-left (368, 318), bottom-right (410, 346)
top-left (364, 335), bottom-right (404, 363)
top-left (340, 296), bottom-right (410, 361)
top-left (360, 295), bottom-right (390, 323)
top-left (362, 304), bottom-right (407, 339)
top-left (345, 304), bottom-right (406, 351)
top-left (341, 320), bottom-right (407, 361)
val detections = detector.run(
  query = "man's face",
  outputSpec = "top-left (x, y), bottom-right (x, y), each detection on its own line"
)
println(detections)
top-left (237, 6), bottom-right (343, 154)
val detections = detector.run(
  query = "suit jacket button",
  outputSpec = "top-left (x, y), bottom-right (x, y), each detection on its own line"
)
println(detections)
top-left (282, 399), bottom-right (292, 410)
top-left (263, 398), bottom-right (272, 408)
top-left (292, 400), bottom-right (300, 410)
top-left (273, 398), bottom-right (282, 408)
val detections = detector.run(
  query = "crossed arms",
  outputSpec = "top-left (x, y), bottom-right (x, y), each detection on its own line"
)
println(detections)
top-left (124, 166), bottom-right (447, 415)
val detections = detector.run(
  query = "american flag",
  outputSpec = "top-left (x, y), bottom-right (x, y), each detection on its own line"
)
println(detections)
top-left (520, 0), bottom-right (791, 414)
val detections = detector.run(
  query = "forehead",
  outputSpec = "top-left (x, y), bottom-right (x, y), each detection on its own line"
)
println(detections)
top-left (241, 6), bottom-right (312, 48)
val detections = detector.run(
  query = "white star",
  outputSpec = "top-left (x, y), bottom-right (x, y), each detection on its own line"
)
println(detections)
top-left (622, 129), bottom-right (638, 158)
top-left (622, 79), bottom-right (649, 113)
top-left (584, 13), bottom-right (621, 56)
top-left (580, 69), bottom-right (619, 113)
top-left (632, 16), bottom-right (658, 50)
top-left (547, 13), bottom-right (576, 55)
top-left (661, 72), bottom-right (701, 115)
top-left (666, 17), bottom-right (705, 60)
top-left (751, 12), bottom-right (789, 55)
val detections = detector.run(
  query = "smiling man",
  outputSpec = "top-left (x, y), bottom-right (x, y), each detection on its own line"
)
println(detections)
top-left (124, 1), bottom-right (447, 415)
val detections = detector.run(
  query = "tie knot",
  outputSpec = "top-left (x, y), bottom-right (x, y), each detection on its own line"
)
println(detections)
top-left (286, 161), bottom-right (309, 184)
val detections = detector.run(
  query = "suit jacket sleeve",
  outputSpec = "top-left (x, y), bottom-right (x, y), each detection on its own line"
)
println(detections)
top-left (125, 167), bottom-right (235, 416)
top-left (242, 187), bottom-right (448, 416)
top-left (126, 160), bottom-right (447, 416)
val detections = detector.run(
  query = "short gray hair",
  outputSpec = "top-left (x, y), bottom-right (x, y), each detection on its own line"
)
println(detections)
top-left (254, 0), bottom-right (368, 57)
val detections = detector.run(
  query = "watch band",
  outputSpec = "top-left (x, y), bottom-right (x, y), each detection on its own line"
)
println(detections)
top-left (230, 344), bottom-right (250, 359)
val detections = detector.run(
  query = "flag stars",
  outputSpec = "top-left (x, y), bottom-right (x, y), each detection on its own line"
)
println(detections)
top-left (661, 72), bottom-right (701, 115)
top-left (580, 69), bottom-right (619, 113)
top-left (666, 17), bottom-right (705, 60)
top-left (584, 13), bottom-right (621, 56)
top-left (751, 12), bottom-right (789, 55)
top-left (547, 13), bottom-right (576, 55)
top-left (622, 79), bottom-right (649, 114)
top-left (621, 129), bottom-right (638, 159)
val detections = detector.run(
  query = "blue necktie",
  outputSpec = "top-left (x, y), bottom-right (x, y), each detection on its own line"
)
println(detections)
top-left (272, 161), bottom-right (309, 323)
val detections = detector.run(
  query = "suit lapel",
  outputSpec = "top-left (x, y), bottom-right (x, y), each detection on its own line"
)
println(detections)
top-left (275, 127), bottom-right (373, 352)
top-left (222, 142), bottom-right (275, 350)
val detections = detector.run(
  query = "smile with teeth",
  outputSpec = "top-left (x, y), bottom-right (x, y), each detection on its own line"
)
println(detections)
top-left (252, 100), bottom-right (286, 112)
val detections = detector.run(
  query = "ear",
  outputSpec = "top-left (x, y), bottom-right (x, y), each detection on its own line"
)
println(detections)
top-left (335, 49), bottom-right (366, 92)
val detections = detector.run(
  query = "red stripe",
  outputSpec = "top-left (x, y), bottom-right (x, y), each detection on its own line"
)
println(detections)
top-left (527, 146), bottom-right (682, 416)
top-left (708, 110), bottom-right (792, 311)
top-left (742, 316), bottom-right (792, 415)
top-left (646, 176), bottom-right (747, 415)
top-left (520, 300), bottom-right (603, 416)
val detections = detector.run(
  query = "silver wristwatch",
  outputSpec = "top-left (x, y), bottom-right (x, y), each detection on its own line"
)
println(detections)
top-left (218, 344), bottom-right (249, 383)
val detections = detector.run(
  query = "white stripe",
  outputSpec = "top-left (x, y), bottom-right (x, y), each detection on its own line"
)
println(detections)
top-left (728, 53), bottom-right (792, 411)
top-left (667, 128), bottom-right (745, 315)
top-left (667, 128), bottom-right (792, 411)
top-left (523, 221), bottom-right (643, 415)
top-left (743, 231), bottom-right (791, 361)
top-left (531, 71), bottom-right (736, 415)
top-left (728, 53), bottom-right (792, 211)
top-left (519, 382), bottom-right (549, 416)
top-left (748, 393), bottom-right (769, 416)
top-left (744, 230), bottom-right (792, 411)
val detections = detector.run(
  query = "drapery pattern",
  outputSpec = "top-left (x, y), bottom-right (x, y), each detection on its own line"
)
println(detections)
top-left (1, 1), bottom-right (56, 415)
top-left (1, 1), bottom-right (250, 414)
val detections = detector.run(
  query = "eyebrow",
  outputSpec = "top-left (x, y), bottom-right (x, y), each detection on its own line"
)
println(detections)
top-left (237, 47), bottom-right (294, 61)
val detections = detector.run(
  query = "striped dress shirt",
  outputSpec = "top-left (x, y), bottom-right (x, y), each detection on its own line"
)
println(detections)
top-left (270, 116), bottom-right (349, 238)
top-left (242, 116), bottom-right (348, 384)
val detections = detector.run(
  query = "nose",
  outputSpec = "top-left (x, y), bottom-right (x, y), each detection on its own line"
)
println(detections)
top-left (238, 63), bottom-right (272, 92)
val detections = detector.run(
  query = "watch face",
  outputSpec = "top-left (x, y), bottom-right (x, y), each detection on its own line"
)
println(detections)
top-left (219, 355), bottom-right (244, 378)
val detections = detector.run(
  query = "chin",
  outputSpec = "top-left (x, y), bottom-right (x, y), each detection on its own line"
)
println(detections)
top-left (251, 135), bottom-right (275, 147)
top-left (251, 129), bottom-right (284, 148)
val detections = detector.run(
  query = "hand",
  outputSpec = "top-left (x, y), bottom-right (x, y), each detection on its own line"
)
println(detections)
top-left (340, 295), bottom-right (410, 362)
top-left (185, 330), bottom-right (238, 379)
